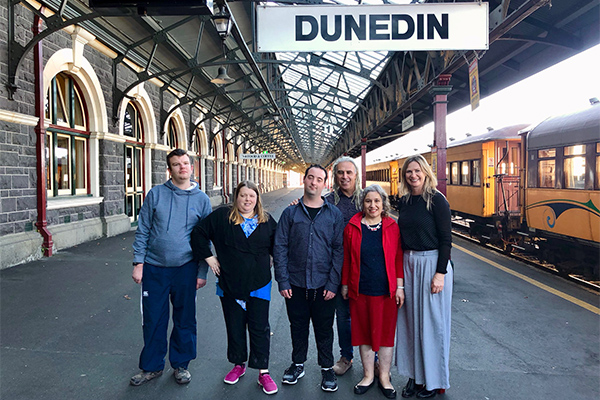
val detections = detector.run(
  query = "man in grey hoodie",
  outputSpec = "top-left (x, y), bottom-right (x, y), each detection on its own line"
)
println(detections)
top-left (130, 148), bottom-right (212, 386)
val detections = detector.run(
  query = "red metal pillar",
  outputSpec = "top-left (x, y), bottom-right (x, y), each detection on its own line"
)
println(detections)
top-left (361, 138), bottom-right (367, 189)
top-left (34, 12), bottom-right (52, 256)
top-left (429, 75), bottom-right (453, 196)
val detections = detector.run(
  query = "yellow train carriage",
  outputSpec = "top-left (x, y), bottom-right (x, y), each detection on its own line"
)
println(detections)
top-left (365, 160), bottom-right (393, 195)
top-left (445, 125), bottom-right (528, 221)
top-left (522, 105), bottom-right (600, 276)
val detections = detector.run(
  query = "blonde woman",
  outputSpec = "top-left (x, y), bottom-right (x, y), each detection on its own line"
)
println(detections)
top-left (191, 181), bottom-right (278, 395)
top-left (395, 155), bottom-right (453, 399)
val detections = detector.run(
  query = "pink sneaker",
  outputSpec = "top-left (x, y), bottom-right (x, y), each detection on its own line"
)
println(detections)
top-left (258, 373), bottom-right (278, 395)
top-left (224, 364), bottom-right (246, 384)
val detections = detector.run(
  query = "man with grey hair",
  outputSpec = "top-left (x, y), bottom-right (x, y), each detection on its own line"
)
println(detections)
top-left (324, 156), bottom-right (362, 376)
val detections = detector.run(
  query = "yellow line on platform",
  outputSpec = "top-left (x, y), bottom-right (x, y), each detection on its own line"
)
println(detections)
top-left (454, 244), bottom-right (600, 315)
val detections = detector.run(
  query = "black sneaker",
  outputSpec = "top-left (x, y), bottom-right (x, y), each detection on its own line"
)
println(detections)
top-left (282, 363), bottom-right (305, 384)
top-left (321, 368), bottom-right (338, 392)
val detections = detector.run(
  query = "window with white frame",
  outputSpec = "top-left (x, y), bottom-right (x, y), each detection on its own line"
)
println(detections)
top-left (45, 73), bottom-right (89, 197)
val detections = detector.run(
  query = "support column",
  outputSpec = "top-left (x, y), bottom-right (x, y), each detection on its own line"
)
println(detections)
top-left (429, 75), bottom-right (453, 196)
top-left (34, 12), bottom-right (52, 256)
top-left (361, 138), bottom-right (367, 189)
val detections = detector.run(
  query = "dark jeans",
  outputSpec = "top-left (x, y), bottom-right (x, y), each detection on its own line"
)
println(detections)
top-left (139, 261), bottom-right (197, 372)
top-left (220, 296), bottom-right (270, 369)
top-left (284, 285), bottom-right (336, 368)
top-left (335, 294), bottom-right (353, 360)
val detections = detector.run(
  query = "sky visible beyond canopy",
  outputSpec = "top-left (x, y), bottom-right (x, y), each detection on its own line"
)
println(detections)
top-left (366, 44), bottom-right (600, 164)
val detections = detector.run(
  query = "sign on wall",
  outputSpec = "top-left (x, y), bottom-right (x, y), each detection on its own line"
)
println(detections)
top-left (256, 3), bottom-right (488, 52)
top-left (241, 153), bottom-right (276, 160)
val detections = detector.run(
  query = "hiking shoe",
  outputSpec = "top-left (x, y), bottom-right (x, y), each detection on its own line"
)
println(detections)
top-left (332, 356), bottom-right (352, 375)
top-left (321, 368), bottom-right (338, 392)
top-left (173, 367), bottom-right (191, 384)
top-left (282, 363), bottom-right (305, 384)
top-left (130, 370), bottom-right (163, 386)
top-left (224, 364), bottom-right (246, 384)
top-left (258, 373), bottom-right (279, 395)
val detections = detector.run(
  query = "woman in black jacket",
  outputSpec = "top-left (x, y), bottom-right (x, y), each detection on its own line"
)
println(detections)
top-left (191, 181), bottom-right (278, 395)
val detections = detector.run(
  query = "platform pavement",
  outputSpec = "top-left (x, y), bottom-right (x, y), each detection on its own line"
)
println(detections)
top-left (1, 187), bottom-right (599, 400)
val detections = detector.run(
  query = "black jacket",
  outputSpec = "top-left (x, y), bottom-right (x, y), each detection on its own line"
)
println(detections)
top-left (191, 206), bottom-right (277, 299)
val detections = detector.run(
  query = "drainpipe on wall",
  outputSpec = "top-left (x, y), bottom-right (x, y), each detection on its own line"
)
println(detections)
top-left (33, 11), bottom-right (53, 256)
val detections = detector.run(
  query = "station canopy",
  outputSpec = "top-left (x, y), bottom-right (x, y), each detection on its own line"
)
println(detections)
top-left (8, 0), bottom-right (599, 170)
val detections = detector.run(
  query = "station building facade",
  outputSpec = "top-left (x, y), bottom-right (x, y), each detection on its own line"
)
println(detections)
top-left (0, 4), bottom-right (285, 269)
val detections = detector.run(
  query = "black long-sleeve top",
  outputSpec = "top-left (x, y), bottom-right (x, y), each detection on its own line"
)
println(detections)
top-left (396, 191), bottom-right (452, 274)
top-left (190, 206), bottom-right (277, 300)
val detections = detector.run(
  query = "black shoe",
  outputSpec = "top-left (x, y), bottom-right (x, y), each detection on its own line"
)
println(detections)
top-left (402, 378), bottom-right (417, 398)
top-left (353, 379), bottom-right (375, 395)
top-left (416, 388), bottom-right (437, 398)
top-left (321, 368), bottom-right (338, 392)
top-left (378, 379), bottom-right (397, 399)
top-left (282, 363), bottom-right (305, 384)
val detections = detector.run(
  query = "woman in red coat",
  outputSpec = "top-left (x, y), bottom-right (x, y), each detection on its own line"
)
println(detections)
top-left (341, 184), bottom-right (404, 399)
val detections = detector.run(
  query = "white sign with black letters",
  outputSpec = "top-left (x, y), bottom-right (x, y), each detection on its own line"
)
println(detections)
top-left (256, 3), bottom-right (488, 52)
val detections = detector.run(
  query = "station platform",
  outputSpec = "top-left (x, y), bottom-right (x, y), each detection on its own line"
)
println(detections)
top-left (1, 188), bottom-right (598, 400)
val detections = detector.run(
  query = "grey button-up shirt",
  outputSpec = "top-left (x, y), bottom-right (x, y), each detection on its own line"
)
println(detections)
top-left (273, 197), bottom-right (344, 293)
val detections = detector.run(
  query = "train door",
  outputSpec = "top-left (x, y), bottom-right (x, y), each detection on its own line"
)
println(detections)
top-left (495, 141), bottom-right (521, 215)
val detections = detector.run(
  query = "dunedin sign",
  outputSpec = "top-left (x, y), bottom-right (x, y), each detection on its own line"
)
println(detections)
top-left (256, 3), bottom-right (488, 52)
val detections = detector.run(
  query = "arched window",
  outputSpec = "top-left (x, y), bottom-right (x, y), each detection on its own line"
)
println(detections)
top-left (45, 72), bottom-right (89, 197)
top-left (123, 103), bottom-right (143, 141)
top-left (167, 118), bottom-right (179, 149)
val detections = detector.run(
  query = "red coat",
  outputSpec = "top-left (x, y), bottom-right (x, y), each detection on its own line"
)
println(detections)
top-left (342, 212), bottom-right (403, 300)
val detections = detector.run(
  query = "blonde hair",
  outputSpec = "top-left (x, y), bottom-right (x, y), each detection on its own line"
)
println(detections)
top-left (228, 181), bottom-right (269, 224)
top-left (361, 184), bottom-right (390, 218)
top-left (399, 155), bottom-right (439, 211)
top-left (331, 156), bottom-right (362, 206)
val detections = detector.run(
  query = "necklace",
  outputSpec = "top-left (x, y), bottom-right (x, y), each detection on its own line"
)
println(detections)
top-left (362, 219), bottom-right (382, 231)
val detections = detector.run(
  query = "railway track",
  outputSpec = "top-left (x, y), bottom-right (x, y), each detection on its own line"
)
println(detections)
top-left (450, 220), bottom-right (600, 294)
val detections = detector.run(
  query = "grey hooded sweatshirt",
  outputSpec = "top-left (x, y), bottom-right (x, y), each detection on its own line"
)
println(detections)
top-left (133, 179), bottom-right (211, 276)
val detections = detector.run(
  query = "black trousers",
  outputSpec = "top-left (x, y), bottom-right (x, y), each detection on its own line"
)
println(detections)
top-left (220, 296), bottom-right (270, 369)
top-left (285, 285), bottom-right (336, 368)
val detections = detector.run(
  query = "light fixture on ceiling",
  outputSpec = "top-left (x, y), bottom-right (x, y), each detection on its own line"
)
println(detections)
top-left (212, 5), bottom-right (232, 40)
top-left (211, 66), bottom-right (234, 85)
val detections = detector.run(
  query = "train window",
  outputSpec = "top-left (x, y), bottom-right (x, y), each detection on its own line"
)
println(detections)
top-left (510, 147), bottom-right (519, 175)
top-left (564, 145), bottom-right (586, 189)
top-left (472, 160), bottom-right (481, 186)
top-left (538, 160), bottom-right (555, 188)
top-left (537, 148), bottom-right (555, 188)
top-left (538, 149), bottom-right (555, 158)
top-left (596, 143), bottom-right (600, 189)
top-left (498, 147), bottom-right (508, 175)
top-left (461, 161), bottom-right (470, 185)
top-left (564, 145), bottom-right (585, 156)
top-left (451, 162), bottom-right (459, 185)
top-left (446, 164), bottom-right (451, 184)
